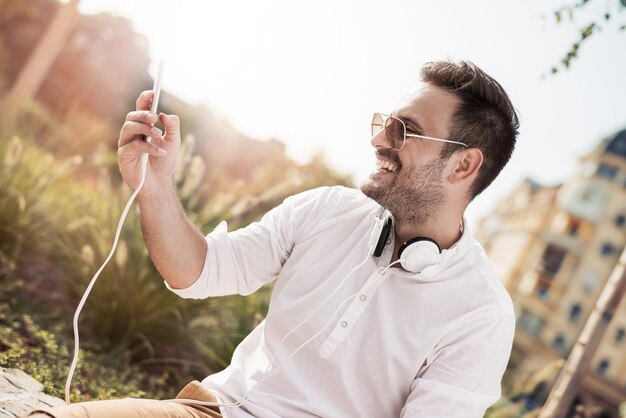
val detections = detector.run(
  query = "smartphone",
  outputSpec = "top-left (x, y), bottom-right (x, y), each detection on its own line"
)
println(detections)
top-left (146, 59), bottom-right (165, 144)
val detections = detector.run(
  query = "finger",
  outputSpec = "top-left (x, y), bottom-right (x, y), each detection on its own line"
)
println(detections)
top-left (118, 139), bottom-right (167, 158)
top-left (119, 121), bottom-right (163, 146)
top-left (125, 110), bottom-right (158, 124)
top-left (119, 121), bottom-right (163, 147)
top-left (148, 135), bottom-right (167, 149)
top-left (136, 90), bottom-right (154, 111)
top-left (159, 113), bottom-right (181, 143)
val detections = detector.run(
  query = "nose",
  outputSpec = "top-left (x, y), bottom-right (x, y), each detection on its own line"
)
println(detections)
top-left (371, 128), bottom-right (390, 149)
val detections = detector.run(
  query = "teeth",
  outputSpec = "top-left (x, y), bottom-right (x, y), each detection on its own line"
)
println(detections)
top-left (376, 158), bottom-right (398, 172)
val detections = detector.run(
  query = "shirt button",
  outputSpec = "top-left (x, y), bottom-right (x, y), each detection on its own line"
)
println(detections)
top-left (341, 321), bottom-right (348, 328)
top-left (387, 239), bottom-right (391, 244)
top-left (360, 295), bottom-right (367, 301)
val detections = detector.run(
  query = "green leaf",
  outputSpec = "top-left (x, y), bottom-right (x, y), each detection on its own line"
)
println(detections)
top-left (580, 23), bottom-right (595, 39)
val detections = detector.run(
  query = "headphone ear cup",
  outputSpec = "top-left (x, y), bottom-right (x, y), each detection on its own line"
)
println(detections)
top-left (397, 237), bottom-right (441, 273)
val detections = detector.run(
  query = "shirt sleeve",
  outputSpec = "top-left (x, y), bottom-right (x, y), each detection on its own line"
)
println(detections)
top-left (165, 187), bottom-right (328, 299)
top-left (400, 312), bottom-right (515, 418)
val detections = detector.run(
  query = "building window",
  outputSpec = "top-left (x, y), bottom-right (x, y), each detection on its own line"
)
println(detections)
top-left (541, 245), bottom-right (567, 276)
top-left (553, 334), bottom-right (568, 354)
top-left (615, 328), bottom-right (625, 343)
top-left (605, 131), bottom-right (626, 158)
top-left (596, 359), bottom-right (610, 376)
top-left (569, 303), bottom-right (582, 322)
top-left (616, 214), bottom-right (626, 228)
top-left (595, 163), bottom-right (618, 180)
top-left (600, 243), bottom-right (617, 256)
top-left (518, 309), bottom-right (545, 337)
top-left (535, 245), bottom-right (567, 296)
top-left (537, 286), bottom-right (550, 300)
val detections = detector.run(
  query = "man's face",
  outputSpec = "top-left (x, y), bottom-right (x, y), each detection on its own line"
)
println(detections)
top-left (360, 83), bottom-right (461, 225)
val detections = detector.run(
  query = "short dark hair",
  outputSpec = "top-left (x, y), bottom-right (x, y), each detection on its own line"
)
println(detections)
top-left (420, 60), bottom-right (519, 200)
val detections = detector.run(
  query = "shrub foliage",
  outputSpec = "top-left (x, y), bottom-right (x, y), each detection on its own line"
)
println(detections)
top-left (0, 104), bottom-right (350, 400)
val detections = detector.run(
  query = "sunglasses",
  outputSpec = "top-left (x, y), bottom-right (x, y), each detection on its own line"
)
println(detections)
top-left (371, 112), bottom-right (468, 151)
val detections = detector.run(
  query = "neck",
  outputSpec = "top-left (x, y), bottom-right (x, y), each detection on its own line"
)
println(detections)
top-left (392, 210), bottom-right (464, 258)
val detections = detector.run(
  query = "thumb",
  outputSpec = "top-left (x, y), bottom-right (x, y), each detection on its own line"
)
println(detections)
top-left (160, 113), bottom-right (181, 137)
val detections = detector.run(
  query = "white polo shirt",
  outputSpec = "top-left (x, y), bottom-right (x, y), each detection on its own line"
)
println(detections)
top-left (166, 186), bottom-right (515, 418)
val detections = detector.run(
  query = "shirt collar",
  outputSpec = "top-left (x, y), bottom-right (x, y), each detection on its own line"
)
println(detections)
top-left (372, 206), bottom-right (473, 279)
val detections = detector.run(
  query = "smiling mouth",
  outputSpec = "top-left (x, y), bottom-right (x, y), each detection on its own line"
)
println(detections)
top-left (376, 157), bottom-right (400, 173)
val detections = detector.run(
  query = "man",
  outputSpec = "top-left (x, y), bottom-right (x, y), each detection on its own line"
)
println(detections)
top-left (30, 60), bottom-right (518, 417)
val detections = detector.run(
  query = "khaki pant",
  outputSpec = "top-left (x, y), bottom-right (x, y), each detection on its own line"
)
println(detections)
top-left (28, 381), bottom-right (222, 418)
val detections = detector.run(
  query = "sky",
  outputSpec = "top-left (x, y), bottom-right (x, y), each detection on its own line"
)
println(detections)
top-left (77, 0), bottom-right (626, 228)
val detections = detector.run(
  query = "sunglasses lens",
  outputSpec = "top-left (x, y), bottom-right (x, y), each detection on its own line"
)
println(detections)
top-left (371, 113), bottom-right (384, 137)
top-left (385, 116), bottom-right (405, 150)
top-left (372, 113), bottom-right (405, 150)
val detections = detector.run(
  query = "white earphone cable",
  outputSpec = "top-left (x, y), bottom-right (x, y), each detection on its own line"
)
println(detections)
top-left (164, 227), bottom-right (401, 409)
top-left (64, 164), bottom-right (374, 408)
top-left (65, 184), bottom-right (401, 406)
top-left (168, 286), bottom-right (362, 408)
top-left (65, 119), bottom-right (394, 407)
top-left (65, 154), bottom-right (150, 404)
top-left (164, 252), bottom-right (374, 408)
top-left (65, 60), bottom-right (164, 404)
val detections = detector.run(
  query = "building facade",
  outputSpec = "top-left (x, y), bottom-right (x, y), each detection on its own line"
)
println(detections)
top-left (477, 129), bottom-right (626, 416)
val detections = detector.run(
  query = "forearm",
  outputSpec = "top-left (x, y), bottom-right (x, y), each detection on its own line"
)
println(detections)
top-left (137, 183), bottom-right (207, 289)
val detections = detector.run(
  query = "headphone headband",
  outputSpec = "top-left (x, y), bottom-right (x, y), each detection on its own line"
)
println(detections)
top-left (397, 236), bottom-right (441, 258)
top-left (373, 216), bottom-right (392, 257)
top-left (370, 211), bottom-right (442, 274)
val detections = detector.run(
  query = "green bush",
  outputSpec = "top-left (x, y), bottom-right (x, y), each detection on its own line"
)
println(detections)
top-left (0, 307), bottom-right (148, 402)
top-left (0, 133), bottom-right (271, 400)
top-left (0, 99), bottom-right (349, 401)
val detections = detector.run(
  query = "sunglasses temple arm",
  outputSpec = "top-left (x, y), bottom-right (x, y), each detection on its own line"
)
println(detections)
top-left (405, 134), bottom-right (468, 148)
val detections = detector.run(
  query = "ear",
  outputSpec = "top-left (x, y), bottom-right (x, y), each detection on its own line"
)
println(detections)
top-left (447, 148), bottom-right (483, 185)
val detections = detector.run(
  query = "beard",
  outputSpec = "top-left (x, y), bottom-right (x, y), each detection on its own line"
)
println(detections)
top-left (361, 152), bottom-right (447, 225)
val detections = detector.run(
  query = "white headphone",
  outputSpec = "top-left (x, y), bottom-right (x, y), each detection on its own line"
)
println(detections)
top-left (368, 209), bottom-right (442, 273)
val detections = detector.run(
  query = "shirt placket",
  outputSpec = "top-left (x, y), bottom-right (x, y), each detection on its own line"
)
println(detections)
top-left (318, 267), bottom-right (388, 359)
